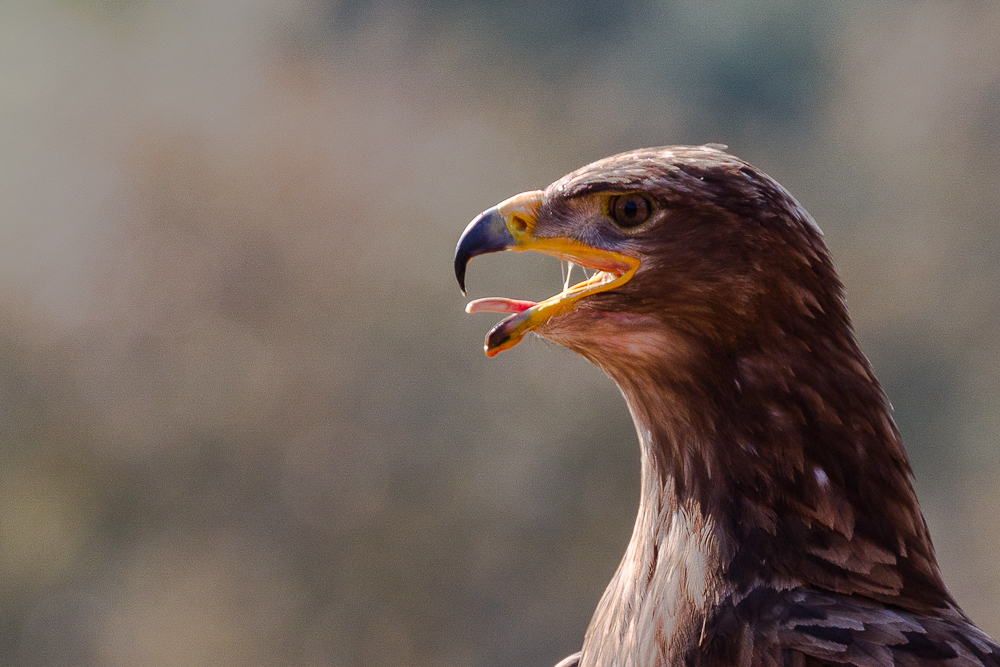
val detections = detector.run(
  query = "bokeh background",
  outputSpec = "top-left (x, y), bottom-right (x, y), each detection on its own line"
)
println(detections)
top-left (2, 0), bottom-right (1000, 665)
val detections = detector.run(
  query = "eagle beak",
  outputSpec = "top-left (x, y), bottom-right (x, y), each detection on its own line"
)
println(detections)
top-left (454, 190), bottom-right (542, 295)
top-left (455, 190), bottom-right (640, 357)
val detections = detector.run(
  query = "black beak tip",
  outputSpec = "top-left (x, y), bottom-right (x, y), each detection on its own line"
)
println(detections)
top-left (454, 206), bottom-right (515, 297)
top-left (455, 254), bottom-right (468, 295)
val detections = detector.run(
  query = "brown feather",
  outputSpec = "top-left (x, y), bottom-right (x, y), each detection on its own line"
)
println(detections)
top-left (469, 146), bottom-right (998, 667)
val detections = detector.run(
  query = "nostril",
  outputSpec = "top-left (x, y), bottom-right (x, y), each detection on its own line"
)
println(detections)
top-left (509, 215), bottom-right (529, 236)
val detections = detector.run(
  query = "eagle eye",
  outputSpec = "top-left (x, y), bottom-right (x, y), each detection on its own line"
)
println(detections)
top-left (609, 194), bottom-right (653, 228)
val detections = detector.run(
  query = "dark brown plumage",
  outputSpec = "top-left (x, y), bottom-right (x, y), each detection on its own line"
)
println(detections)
top-left (454, 145), bottom-right (999, 667)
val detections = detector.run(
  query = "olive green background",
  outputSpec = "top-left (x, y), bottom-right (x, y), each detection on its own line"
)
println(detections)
top-left (2, 1), bottom-right (999, 665)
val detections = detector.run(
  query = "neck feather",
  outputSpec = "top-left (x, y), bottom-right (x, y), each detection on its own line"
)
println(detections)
top-left (581, 427), bottom-right (722, 667)
top-left (613, 321), bottom-right (952, 608)
top-left (578, 308), bottom-right (956, 666)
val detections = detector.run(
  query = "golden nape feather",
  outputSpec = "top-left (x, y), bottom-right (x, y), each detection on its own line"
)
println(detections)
top-left (454, 145), bottom-right (1000, 667)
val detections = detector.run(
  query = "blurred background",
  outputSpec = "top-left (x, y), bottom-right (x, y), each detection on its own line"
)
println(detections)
top-left (1, 0), bottom-right (999, 664)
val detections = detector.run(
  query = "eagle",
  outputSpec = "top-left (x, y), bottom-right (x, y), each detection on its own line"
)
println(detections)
top-left (453, 145), bottom-right (1000, 667)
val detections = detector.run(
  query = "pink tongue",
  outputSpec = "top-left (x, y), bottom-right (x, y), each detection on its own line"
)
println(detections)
top-left (466, 298), bottom-right (536, 314)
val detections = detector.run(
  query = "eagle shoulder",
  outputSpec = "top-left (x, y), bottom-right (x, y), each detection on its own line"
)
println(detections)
top-left (693, 587), bottom-right (1000, 667)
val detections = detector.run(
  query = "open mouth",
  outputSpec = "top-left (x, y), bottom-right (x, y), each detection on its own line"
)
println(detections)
top-left (467, 257), bottom-right (635, 356)
top-left (467, 260), bottom-right (617, 315)
top-left (454, 191), bottom-right (640, 356)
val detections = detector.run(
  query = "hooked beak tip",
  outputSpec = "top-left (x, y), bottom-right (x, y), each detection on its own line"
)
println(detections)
top-left (454, 206), bottom-right (515, 294)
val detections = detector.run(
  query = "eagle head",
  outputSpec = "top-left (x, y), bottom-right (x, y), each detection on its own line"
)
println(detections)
top-left (455, 145), bottom-right (845, 383)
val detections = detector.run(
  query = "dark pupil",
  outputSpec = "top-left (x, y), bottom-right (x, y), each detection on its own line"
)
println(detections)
top-left (614, 195), bottom-right (649, 227)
